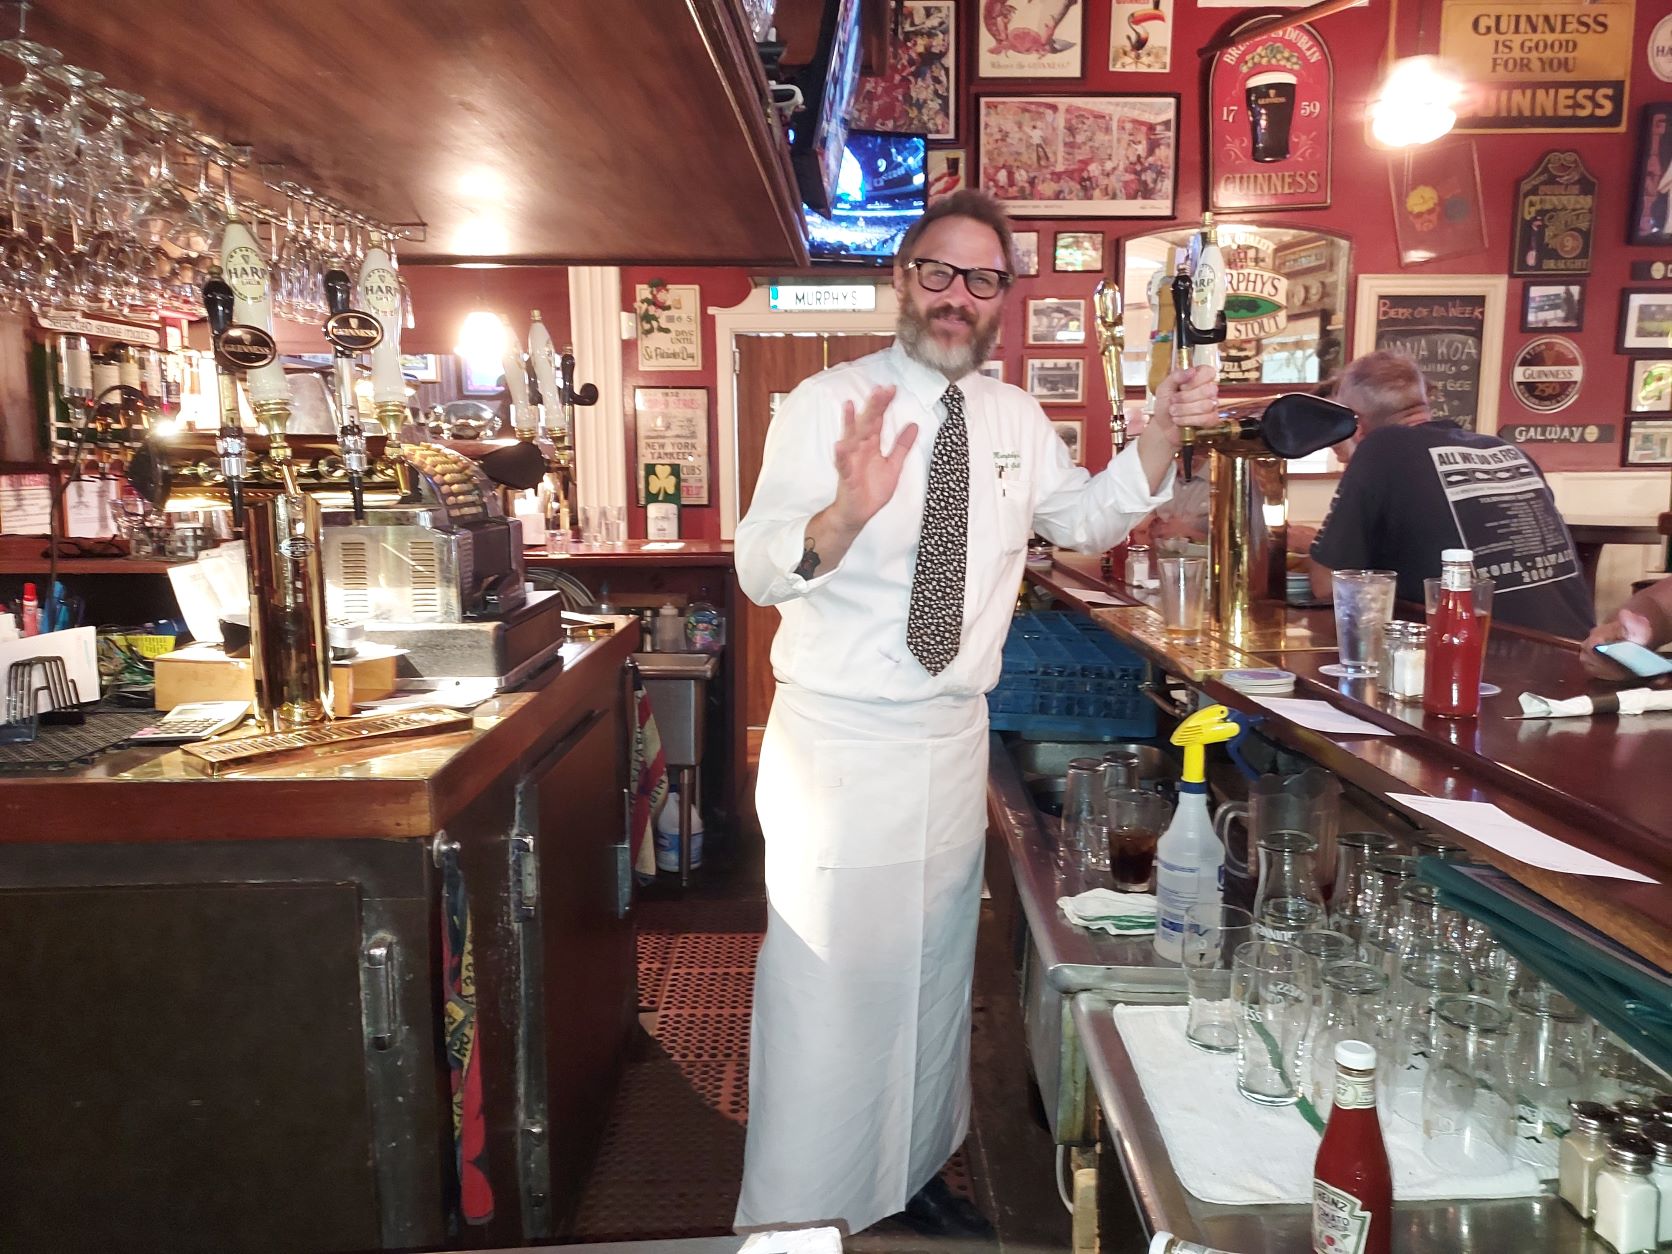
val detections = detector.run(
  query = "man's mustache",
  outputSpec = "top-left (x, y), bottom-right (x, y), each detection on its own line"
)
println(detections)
top-left (927, 304), bottom-right (976, 327)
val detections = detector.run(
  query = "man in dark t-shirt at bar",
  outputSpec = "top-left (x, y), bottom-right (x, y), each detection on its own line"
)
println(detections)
top-left (1304, 351), bottom-right (1595, 639)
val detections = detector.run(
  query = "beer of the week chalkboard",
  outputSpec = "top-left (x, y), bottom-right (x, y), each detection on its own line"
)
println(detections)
top-left (1313, 1039), bottom-right (1392, 1254)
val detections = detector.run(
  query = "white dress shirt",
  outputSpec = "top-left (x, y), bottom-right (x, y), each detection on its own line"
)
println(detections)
top-left (736, 341), bottom-right (1174, 703)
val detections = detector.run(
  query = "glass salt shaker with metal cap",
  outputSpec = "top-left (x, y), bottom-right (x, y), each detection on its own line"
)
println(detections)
top-left (1593, 1131), bottom-right (1661, 1253)
top-left (1382, 621), bottom-right (1427, 703)
top-left (1559, 1100), bottom-right (1619, 1218)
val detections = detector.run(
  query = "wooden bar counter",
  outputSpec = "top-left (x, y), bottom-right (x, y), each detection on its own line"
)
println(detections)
top-left (0, 623), bottom-right (640, 1254)
top-left (1027, 554), bottom-right (1672, 969)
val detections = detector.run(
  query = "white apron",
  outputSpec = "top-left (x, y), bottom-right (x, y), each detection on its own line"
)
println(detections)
top-left (735, 683), bottom-right (990, 1235)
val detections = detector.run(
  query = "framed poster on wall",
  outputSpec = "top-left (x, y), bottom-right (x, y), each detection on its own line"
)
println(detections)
top-left (978, 0), bottom-right (1084, 78)
top-left (845, 0), bottom-right (955, 139)
top-left (1207, 20), bottom-right (1332, 213)
top-left (635, 282), bottom-right (703, 371)
top-left (978, 95), bottom-right (1178, 218)
top-left (633, 387), bottom-right (710, 505)
top-left (1353, 274), bottom-right (1507, 434)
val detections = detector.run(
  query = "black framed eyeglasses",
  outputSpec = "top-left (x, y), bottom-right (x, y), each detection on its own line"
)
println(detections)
top-left (908, 258), bottom-right (1012, 300)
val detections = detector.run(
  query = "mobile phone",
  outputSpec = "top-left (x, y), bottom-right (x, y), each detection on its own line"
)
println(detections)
top-left (1592, 640), bottom-right (1672, 678)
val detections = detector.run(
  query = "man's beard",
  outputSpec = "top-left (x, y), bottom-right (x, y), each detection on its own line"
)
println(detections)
top-left (896, 299), bottom-right (999, 379)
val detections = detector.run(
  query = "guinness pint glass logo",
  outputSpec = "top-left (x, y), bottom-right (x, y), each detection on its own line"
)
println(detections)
top-left (324, 310), bottom-right (384, 352)
top-left (277, 536), bottom-right (315, 560)
top-left (215, 324), bottom-right (278, 371)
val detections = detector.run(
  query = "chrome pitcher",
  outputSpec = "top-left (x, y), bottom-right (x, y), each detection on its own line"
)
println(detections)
top-left (244, 490), bottom-right (333, 730)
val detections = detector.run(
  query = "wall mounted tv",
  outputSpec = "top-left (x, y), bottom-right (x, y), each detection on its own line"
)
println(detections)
top-left (804, 131), bottom-right (927, 264)
top-left (786, 0), bottom-right (863, 216)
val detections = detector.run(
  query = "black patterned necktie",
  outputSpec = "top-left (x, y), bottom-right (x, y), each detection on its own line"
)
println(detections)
top-left (907, 384), bottom-right (969, 675)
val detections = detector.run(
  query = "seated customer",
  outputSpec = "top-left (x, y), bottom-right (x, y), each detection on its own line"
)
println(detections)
top-left (1585, 573), bottom-right (1672, 651)
top-left (1307, 351), bottom-right (1595, 638)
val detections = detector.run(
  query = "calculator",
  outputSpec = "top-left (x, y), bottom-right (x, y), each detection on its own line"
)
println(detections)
top-left (130, 701), bottom-right (253, 743)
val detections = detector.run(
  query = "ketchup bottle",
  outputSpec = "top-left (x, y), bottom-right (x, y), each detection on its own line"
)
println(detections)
top-left (1422, 547), bottom-right (1482, 718)
top-left (1312, 1039), bottom-right (1392, 1254)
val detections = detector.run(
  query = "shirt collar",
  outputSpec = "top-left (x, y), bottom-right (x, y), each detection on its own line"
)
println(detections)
top-left (888, 339), bottom-right (974, 414)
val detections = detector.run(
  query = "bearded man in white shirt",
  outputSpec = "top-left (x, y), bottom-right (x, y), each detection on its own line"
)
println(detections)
top-left (733, 190), bottom-right (1217, 1238)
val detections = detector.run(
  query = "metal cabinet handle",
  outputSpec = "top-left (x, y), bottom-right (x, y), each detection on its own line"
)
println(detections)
top-left (362, 934), bottom-right (398, 1051)
top-left (1141, 679), bottom-right (1193, 722)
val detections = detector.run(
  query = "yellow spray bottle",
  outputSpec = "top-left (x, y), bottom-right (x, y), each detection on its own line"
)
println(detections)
top-left (1154, 704), bottom-right (1241, 961)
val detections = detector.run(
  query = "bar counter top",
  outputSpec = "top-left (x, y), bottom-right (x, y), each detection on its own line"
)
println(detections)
top-left (1028, 553), bottom-right (1672, 971)
top-left (525, 539), bottom-right (735, 568)
top-left (0, 624), bottom-right (636, 844)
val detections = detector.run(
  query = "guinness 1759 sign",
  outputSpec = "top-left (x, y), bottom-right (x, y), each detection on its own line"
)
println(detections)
top-left (1208, 21), bottom-right (1332, 213)
top-left (1440, 0), bottom-right (1633, 132)
top-left (1511, 151), bottom-right (1596, 275)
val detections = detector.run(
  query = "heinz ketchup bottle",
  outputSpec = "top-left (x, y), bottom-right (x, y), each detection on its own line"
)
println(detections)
top-left (1312, 1039), bottom-right (1392, 1254)
top-left (1423, 548), bottom-right (1483, 718)
top-left (1310, 1043), bottom-right (1391, 1254)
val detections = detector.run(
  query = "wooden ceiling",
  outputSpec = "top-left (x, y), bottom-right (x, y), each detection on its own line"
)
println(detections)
top-left (32, 0), bottom-right (809, 266)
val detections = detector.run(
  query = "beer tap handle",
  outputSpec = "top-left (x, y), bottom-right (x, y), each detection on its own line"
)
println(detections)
top-left (203, 270), bottom-right (247, 525)
top-left (322, 266), bottom-right (369, 519)
top-left (1170, 265), bottom-right (1198, 483)
top-left (560, 349), bottom-right (599, 408)
top-left (1093, 279), bottom-right (1127, 452)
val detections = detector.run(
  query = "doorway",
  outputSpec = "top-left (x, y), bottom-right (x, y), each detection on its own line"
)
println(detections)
top-left (734, 332), bottom-right (894, 730)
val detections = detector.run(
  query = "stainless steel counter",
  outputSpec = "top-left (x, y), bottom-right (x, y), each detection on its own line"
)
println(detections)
top-left (1070, 993), bottom-right (1599, 1253)
top-left (988, 734), bottom-right (1185, 1000)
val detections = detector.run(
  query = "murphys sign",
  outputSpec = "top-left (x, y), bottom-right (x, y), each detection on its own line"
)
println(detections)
top-left (1441, 0), bottom-right (1634, 132)
top-left (1223, 268), bottom-right (1289, 341)
top-left (1511, 336), bottom-right (1584, 413)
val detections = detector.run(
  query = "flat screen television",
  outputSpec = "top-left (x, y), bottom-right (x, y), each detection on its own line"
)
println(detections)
top-left (804, 130), bottom-right (927, 264)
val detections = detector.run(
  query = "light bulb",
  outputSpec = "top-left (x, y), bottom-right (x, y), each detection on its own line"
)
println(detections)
top-left (456, 309), bottom-right (507, 376)
top-left (1369, 56), bottom-right (1462, 148)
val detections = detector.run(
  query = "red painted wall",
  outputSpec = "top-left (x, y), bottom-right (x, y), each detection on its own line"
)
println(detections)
top-left (401, 265), bottom-right (570, 357)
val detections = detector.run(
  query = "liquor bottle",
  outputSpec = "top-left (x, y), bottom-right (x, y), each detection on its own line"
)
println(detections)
top-left (1312, 1039), bottom-right (1392, 1254)
top-left (1422, 548), bottom-right (1482, 718)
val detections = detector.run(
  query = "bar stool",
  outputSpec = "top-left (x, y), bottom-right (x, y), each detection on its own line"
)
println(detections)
top-left (632, 651), bottom-right (720, 887)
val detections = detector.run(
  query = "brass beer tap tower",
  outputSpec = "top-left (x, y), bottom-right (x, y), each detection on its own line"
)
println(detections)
top-left (216, 211), bottom-right (334, 729)
top-left (1092, 278), bottom-right (1128, 453)
top-left (1167, 219), bottom-right (1355, 645)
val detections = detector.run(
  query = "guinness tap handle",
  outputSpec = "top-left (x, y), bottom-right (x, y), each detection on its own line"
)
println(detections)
top-left (204, 273), bottom-right (236, 340)
top-left (1170, 265), bottom-right (1198, 483)
top-left (324, 268), bottom-right (353, 321)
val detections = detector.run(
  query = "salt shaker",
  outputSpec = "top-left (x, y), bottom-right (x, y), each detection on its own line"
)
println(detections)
top-left (1558, 1100), bottom-right (1618, 1218)
top-left (1383, 622), bottom-right (1427, 704)
top-left (1593, 1132), bottom-right (1660, 1253)
top-left (1125, 543), bottom-right (1152, 588)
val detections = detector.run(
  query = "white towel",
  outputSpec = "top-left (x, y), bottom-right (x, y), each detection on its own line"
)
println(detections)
top-left (1111, 1005), bottom-right (1544, 1206)
top-left (1059, 889), bottom-right (1159, 935)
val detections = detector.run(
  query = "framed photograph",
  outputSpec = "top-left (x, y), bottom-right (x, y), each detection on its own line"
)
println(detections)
top-left (400, 353), bottom-right (441, 383)
top-left (1521, 282), bottom-right (1585, 333)
top-left (1620, 292), bottom-right (1672, 353)
top-left (926, 148), bottom-right (964, 204)
top-left (1027, 298), bottom-right (1086, 345)
top-left (978, 95), bottom-right (1178, 218)
top-left (633, 387), bottom-right (710, 505)
top-left (978, 0), bottom-right (1084, 78)
top-left (462, 358), bottom-right (504, 395)
top-left (636, 281), bottom-right (703, 371)
top-left (1054, 231), bottom-right (1104, 272)
top-left (1013, 230), bottom-right (1041, 276)
top-left (1389, 139), bottom-right (1487, 266)
top-left (1629, 103), bottom-right (1672, 245)
top-left (1109, 0), bottom-right (1173, 72)
top-left (1629, 360), bottom-right (1672, 413)
top-left (1353, 274), bottom-right (1507, 433)
top-left (845, 1), bottom-right (955, 139)
top-left (1623, 417), bottom-right (1672, 467)
top-left (1026, 357), bottom-right (1084, 404)
top-left (977, 359), bottom-right (1005, 383)
top-left (1051, 418), bottom-right (1085, 464)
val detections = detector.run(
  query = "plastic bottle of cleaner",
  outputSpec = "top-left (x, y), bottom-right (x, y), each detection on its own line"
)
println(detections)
top-left (1154, 704), bottom-right (1240, 961)
top-left (655, 790), bottom-right (704, 873)
top-left (20, 583), bottom-right (40, 637)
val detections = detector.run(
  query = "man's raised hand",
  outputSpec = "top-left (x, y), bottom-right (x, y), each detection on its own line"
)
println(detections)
top-left (829, 385), bottom-right (919, 532)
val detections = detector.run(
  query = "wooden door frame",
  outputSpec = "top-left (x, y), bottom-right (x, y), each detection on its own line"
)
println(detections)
top-left (712, 283), bottom-right (900, 538)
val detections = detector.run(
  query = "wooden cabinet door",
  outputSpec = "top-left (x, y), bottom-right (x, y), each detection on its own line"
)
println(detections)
top-left (734, 333), bottom-right (894, 730)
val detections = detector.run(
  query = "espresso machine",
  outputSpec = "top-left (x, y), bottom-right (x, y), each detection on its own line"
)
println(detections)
top-left (1167, 217), bottom-right (1354, 645)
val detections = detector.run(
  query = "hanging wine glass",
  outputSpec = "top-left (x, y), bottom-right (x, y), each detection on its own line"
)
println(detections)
top-left (0, 40), bottom-right (66, 217)
top-left (130, 109), bottom-right (196, 249)
top-left (38, 63), bottom-right (104, 222)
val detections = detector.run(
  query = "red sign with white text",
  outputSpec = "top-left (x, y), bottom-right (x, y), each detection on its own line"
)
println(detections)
top-left (1208, 21), bottom-right (1333, 212)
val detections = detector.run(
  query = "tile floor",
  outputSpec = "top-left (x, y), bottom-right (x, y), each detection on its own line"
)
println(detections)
top-left (570, 836), bottom-right (1077, 1254)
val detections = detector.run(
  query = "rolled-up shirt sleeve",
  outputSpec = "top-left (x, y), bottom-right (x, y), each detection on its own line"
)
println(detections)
top-left (1029, 412), bottom-right (1175, 553)
top-left (735, 377), bottom-right (846, 606)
